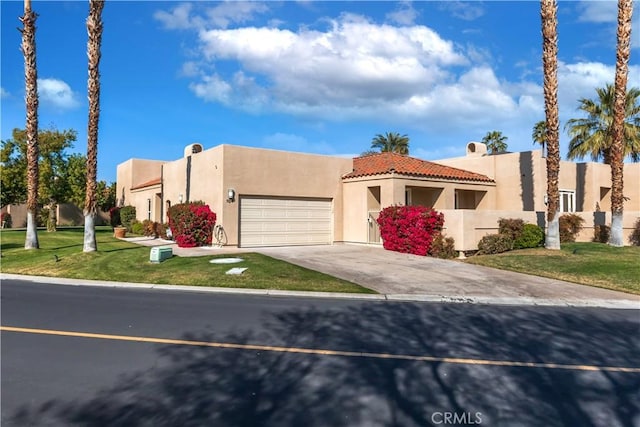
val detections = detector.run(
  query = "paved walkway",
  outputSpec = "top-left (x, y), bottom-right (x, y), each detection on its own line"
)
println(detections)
top-left (120, 237), bottom-right (640, 308)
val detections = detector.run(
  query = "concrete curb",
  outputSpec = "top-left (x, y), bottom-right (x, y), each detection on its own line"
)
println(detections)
top-left (1, 273), bottom-right (638, 309)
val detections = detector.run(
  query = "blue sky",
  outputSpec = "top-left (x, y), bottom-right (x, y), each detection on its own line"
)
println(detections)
top-left (1, 1), bottom-right (638, 183)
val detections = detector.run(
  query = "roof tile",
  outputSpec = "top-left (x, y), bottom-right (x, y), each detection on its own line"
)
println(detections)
top-left (131, 177), bottom-right (161, 191)
top-left (343, 152), bottom-right (494, 182)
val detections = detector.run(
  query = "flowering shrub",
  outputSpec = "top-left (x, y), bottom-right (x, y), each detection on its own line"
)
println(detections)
top-left (377, 205), bottom-right (445, 256)
top-left (168, 202), bottom-right (217, 248)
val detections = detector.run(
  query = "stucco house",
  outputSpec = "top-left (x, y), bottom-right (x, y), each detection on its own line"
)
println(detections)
top-left (116, 142), bottom-right (640, 250)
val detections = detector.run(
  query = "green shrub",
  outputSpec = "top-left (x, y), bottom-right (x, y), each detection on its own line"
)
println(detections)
top-left (119, 206), bottom-right (136, 232)
top-left (498, 218), bottom-right (524, 242)
top-left (593, 224), bottom-right (610, 244)
top-left (478, 233), bottom-right (513, 255)
top-left (559, 213), bottom-right (585, 243)
top-left (130, 220), bottom-right (144, 235)
top-left (429, 233), bottom-right (457, 259)
top-left (513, 224), bottom-right (544, 249)
top-left (630, 218), bottom-right (640, 246)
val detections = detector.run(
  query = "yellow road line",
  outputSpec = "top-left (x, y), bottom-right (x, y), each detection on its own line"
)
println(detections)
top-left (2, 325), bottom-right (639, 373)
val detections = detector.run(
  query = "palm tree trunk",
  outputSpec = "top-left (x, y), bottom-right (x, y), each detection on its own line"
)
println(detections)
top-left (83, 0), bottom-right (105, 252)
top-left (609, 0), bottom-right (633, 247)
top-left (21, 0), bottom-right (39, 250)
top-left (541, 0), bottom-right (561, 250)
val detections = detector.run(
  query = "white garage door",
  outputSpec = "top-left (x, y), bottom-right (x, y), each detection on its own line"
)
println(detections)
top-left (240, 197), bottom-right (333, 247)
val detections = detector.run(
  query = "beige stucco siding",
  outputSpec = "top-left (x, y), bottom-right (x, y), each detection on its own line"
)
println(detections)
top-left (116, 158), bottom-right (165, 222)
top-left (220, 145), bottom-right (352, 246)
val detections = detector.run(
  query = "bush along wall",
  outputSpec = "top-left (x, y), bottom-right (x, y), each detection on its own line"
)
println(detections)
top-left (167, 202), bottom-right (217, 248)
top-left (477, 218), bottom-right (544, 254)
top-left (377, 205), bottom-right (445, 256)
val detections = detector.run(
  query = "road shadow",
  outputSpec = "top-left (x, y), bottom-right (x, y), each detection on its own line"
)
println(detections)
top-left (8, 303), bottom-right (640, 426)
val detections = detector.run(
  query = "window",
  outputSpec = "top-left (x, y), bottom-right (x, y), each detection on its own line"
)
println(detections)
top-left (147, 198), bottom-right (152, 220)
top-left (405, 189), bottom-right (412, 206)
top-left (559, 190), bottom-right (575, 213)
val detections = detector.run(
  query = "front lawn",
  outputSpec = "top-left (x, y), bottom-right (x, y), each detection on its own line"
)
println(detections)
top-left (0, 228), bottom-right (374, 294)
top-left (464, 242), bottom-right (640, 295)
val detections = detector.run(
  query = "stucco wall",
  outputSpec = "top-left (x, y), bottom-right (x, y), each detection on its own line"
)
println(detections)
top-left (116, 158), bottom-right (165, 216)
top-left (220, 145), bottom-right (352, 246)
top-left (437, 149), bottom-right (640, 213)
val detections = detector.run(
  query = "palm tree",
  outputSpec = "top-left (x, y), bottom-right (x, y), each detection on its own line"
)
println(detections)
top-left (565, 84), bottom-right (640, 163)
top-left (371, 132), bottom-right (410, 155)
top-left (20, 0), bottom-right (39, 249)
top-left (541, 0), bottom-right (561, 250)
top-left (83, 0), bottom-right (105, 252)
top-left (481, 131), bottom-right (508, 154)
top-left (609, 0), bottom-right (633, 247)
top-left (532, 120), bottom-right (547, 156)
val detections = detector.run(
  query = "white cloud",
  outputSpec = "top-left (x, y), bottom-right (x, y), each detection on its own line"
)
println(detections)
top-left (161, 7), bottom-right (640, 158)
top-left (439, 1), bottom-right (485, 21)
top-left (37, 78), bottom-right (79, 109)
top-left (192, 15), bottom-right (467, 115)
top-left (154, 1), bottom-right (269, 30)
top-left (576, 1), bottom-right (617, 23)
top-left (205, 1), bottom-right (269, 29)
top-left (575, 1), bottom-right (640, 48)
top-left (1, 87), bottom-right (9, 98)
top-left (188, 74), bottom-right (232, 103)
top-left (386, 1), bottom-right (418, 26)
top-left (154, 3), bottom-right (201, 30)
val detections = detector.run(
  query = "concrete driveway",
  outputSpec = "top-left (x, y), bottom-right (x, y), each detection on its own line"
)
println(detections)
top-left (255, 244), bottom-right (640, 306)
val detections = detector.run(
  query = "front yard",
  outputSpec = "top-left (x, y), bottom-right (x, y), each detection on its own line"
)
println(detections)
top-left (0, 228), bottom-right (374, 294)
top-left (464, 242), bottom-right (640, 295)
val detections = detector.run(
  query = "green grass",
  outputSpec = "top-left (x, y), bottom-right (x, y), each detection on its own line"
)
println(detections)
top-left (0, 228), bottom-right (375, 294)
top-left (464, 242), bottom-right (640, 295)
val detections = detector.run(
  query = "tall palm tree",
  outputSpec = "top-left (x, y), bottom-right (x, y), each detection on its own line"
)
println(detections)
top-left (481, 130), bottom-right (509, 154)
top-left (565, 84), bottom-right (640, 163)
top-left (20, 0), bottom-right (39, 249)
top-left (532, 120), bottom-right (547, 156)
top-left (609, 0), bottom-right (633, 247)
top-left (83, 0), bottom-right (105, 252)
top-left (371, 132), bottom-right (410, 155)
top-left (541, 0), bottom-right (561, 250)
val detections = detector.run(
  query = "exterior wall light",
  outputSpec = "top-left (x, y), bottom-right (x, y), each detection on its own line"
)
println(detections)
top-left (227, 188), bottom-right (236, 203)
top-left (178, 194), bottom-right (183, 203)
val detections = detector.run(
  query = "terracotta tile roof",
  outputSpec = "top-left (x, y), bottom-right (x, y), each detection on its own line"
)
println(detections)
top-left (343, 152), bottom-right (494, 183)
top-left (131, 177), bottom-right (161, 191)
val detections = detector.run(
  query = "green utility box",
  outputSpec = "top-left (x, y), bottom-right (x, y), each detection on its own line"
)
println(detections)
top-left (150, 247), bottom-right (173, 263)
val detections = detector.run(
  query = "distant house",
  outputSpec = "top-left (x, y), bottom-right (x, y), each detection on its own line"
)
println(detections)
top-left (116, 142), bottom-right (640, 250)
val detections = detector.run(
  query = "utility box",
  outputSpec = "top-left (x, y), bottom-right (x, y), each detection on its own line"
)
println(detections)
top-left (150, 247), bottom-right (173, 263)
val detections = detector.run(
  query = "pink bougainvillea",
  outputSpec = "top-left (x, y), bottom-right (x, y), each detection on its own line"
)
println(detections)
top-left (167, 202), bottom-right (217, 248)
top-left (377, 205), bottom-right (445, 256)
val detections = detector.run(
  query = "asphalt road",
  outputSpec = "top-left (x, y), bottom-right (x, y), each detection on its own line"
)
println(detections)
top-left (2, 279), bottom-right (639, 427)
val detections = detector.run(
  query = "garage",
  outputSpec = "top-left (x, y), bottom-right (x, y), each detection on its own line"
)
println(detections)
top-left (239, 197), bottom-right (333, 247)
